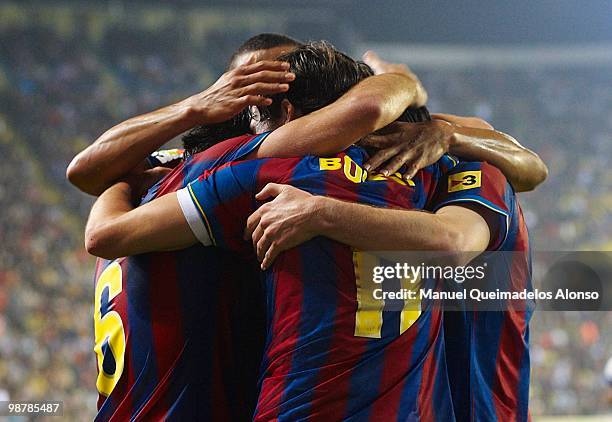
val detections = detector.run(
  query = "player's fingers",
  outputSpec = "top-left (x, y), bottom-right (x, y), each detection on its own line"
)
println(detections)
top-left (364, 147), bottom-right (400, 174)
top-left (243, 53), bottom-right (257, 66)
top-left (261, 242), bottom-right (281, 270)
top-left (236, 95), bottom-right (273, 108)
top-left (361, 134), bottom-right (390, 149)
top-left (239, 82), bottom-right (290, 97)
top-left (405, 145), bottom-right (444, 181)
top-left (238, 70), bottom-right (295, 86)
top-left (256, 232), bottom-right (274, 263)
top-left (145, 166), bottom-right (172, 180)
top-left (379, 149), bottom-right (415, 176)
top-left (245, 209), bottom-right (263, 240)
top-left (236, 60), bottom-right (290, 75)
top-left (255, 183), bottom-right (286, 200)
top-left (139, 167), bottom-right (172, 192)
top-left (402, 158), bottom-right (423, 182)
top-left (251, 224), bottom-right (265, 250)
top-left (399, 153), bottom-right (423, 181)
top-left (362, 50), bottom-right (381, 65)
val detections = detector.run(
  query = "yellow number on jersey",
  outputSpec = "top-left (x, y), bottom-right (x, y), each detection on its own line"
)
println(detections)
top-left (353, 252), bottom-right (384, 338)
top-left (93, 262), bottom-right (126, 396)
top-left (353, 252), bottom-right (421, 338)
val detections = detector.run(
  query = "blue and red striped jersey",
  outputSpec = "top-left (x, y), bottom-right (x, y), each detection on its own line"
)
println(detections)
top-left (428, 161), bottom-right (533, 422)
top-left (178, 146), bottom-right (460, 421)
top-left (93, 132), bottom-right (270, 421)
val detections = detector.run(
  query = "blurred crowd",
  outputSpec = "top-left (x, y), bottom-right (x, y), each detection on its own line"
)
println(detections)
top-left (0, 3), bottom-right (609, 418)
top-left (0, 132), bottom-right (96, 416)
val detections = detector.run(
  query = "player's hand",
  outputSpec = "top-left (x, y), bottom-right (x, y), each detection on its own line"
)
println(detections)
top-left (245, 183), bottom-right (320, 270)
top-left (182, 56), bottom-right (295, 124)
top-left (362, 120), bottom-right (454, 181)
top-left (362, 50), bottom-right (428, 106)
top-left (123, 167), bottom-right (172, 201)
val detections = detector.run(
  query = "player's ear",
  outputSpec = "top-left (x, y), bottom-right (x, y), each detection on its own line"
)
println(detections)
top-left (280, 99), bottom-right (297, 124)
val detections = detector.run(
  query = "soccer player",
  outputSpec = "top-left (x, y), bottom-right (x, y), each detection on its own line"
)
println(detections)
top-left (244, 54), bottom-right (537, 422)
top-left (246, 177), bottom-right (532, 421)
top-left (84, 43), bottom-right (528, 421)
top-left (67, 34), bottom-right (546, 197)
top-left (77, 42), bottom-right (428, 420)
top-left (85, 58), bottom-right (295, 421)
top-left (72, 34), bottom-right (545, 420)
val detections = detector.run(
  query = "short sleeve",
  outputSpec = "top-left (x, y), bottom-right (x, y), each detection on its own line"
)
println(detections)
top-left (428, 161), bottom-right (512, 250)
top-left (192, 132), bottom-right (271, 169)
top-left (176, 160), bottom-right (263, 253)
top-left (223, 132), bottom-right (271, 162)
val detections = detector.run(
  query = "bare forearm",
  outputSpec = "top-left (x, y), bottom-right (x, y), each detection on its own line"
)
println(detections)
top-left (67, 102), bottom-right (196, 196)
top-left (432, 113), bottom-right (493, 129)
top-left (85, 181), bottom-right (136, 255)
top-left (312, 196), bottom-right (460, 251)
top-left (85, 182), bottom-right (195, 259)
top-left (256, 73), bottom-right (420, 158)
top-left (310, 75), bottom-right (419, 156)
top-left (361, 73), bottom-right (423, 130)
top-left (68, 59), bottom-right (294, 196)
top-left (362, 50), bottom-right (428, 107)
top-left (449, 127), bottom-right (548, 192)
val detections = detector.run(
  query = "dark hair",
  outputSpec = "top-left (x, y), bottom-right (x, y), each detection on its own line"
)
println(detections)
top-left (182, 34), bottom-right (303, 155)
top-left (356, 60), bottom-right (375, 79)
top-left (262, 42), bottom-right (431, 123)
top-left (261, 41), bottom-right (366, 120)
top-left (228, 33), bottom-right (302, 69)
top-left (398, 106), bottom-right (431, 122)
top-left (183, 39), bottom-right (429, 156)
top-left (182, 110), bottom-right (251, 156)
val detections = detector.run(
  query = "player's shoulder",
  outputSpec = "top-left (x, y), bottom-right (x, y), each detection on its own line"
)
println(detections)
top-left (436, 154), bottom-right (506, 180)
top-left (191, 131), bottom-right (271, 163)
top-left (196, 156), bottom-right (266, 182)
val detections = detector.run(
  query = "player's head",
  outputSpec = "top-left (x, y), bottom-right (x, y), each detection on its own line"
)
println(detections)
top-left (182, 35), bottom-right (427, 155)
top-left (249, 41), bottom-right (369, 133)
top-left (182, 34), bottom-right (302, 156)
top-left (228, 33), bottom-right (303, 70)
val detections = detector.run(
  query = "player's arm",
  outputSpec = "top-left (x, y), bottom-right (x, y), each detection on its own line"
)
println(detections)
top-left (430, 113), bottom-right (494, 129)
top-left (247, 161), bottom-right (511, 269)
top-left (432, 113), bottom-right (548, 192)
top-left (245, 183), bottom-right (492, 270)
top-left (85, 181), bottom-right (197, 260)
top-left (362, 119), bottom-right (548, 192)
top-left (254, 72), bottom-right (426, 158)
top-left (445, 122), bottom-right (547, 192)
top-left (85, 160), bottom-right (258, 259)
top-left (361, 51), bottom-right (548, 192)
top-left (67, 59), bottom-right (295, 196)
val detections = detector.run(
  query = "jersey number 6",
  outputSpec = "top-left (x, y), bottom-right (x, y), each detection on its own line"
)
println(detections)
top-left (93, 262), bottom-right (126, 396)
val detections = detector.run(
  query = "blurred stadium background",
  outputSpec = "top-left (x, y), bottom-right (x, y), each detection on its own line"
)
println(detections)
top-left (0, 0), bottom-right (610, 419)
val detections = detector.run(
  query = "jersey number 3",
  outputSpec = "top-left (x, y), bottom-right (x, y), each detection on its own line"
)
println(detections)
top-left (94, 262), bottom-right (126, 396)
